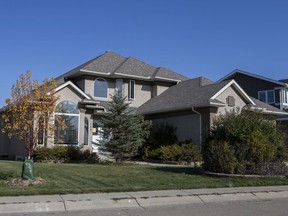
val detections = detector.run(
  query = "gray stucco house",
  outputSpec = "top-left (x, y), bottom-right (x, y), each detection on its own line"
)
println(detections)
top-left (0, 52), bottom-right (287, 159)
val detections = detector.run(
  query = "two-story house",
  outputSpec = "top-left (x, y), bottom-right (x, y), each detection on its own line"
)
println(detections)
top-left (219, 69), bottom-right (288, 112)
top-left (1, 52), bottom-right (287, 159)
top-left (0, 51), bottom-right (189, 158)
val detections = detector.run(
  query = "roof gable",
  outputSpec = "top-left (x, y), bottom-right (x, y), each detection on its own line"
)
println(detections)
top-left (55, 81), bottom-right (90, 99)
top-left (219, 69), bottom-right (287, 87)
top-left (137, 77), bottom-right (241, 115)
top-left (211, 80), bottom-right (255, 105)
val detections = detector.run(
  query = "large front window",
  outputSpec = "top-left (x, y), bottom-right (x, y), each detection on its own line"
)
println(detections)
top-left (94, 78), bottom-right (108, 98)
top-left (54, 101), bottom-right (79, 144)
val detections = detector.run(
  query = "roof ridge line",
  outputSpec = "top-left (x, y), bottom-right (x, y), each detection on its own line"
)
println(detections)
top-left (152, 67), bottom-right (161, 79)
top-left (111, 56), bottom-right (130, 75)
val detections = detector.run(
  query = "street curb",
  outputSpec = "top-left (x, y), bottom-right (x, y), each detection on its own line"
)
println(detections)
top-left (0, 186), bottom-right (288, 214)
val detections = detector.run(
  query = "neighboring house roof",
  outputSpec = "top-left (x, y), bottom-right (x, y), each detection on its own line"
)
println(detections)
top-left (56, 51), bottom-right (189, 85)
top-left (279, 79), bottom-right (288, 84)
top-left (137, 77), bottom-right (254, 115)
top-left (218, 69), bottom-right (288, 87)
top-left (249, 97), bottom-right (288, 115)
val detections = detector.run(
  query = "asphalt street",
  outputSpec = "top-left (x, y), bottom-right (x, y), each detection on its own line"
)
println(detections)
top-left (1, 198), bottom-right (288, 216)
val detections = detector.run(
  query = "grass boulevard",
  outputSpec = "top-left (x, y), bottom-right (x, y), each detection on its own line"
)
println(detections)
top-left (0, 160), bottom-right (287, 196)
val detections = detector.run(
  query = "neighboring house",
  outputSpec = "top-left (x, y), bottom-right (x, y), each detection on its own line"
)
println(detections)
top-left (136, 77), bottom-right (288, 145)
top-left (0, 51), bottom-right (188, 159)
top-left (219, 69), bottom-right (288, 112)
top-left (1, 53), bottom-right (287, 160)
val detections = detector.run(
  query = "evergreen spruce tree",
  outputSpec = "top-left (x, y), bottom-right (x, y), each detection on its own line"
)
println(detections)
top-left (101, 91), bottom-right (150, 162)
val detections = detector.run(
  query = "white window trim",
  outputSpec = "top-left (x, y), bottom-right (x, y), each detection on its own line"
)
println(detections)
top-left (53, 101), bottom-right (80, 146)
top-left (258, 90), bottom-right (275, 104)
top-left (94, 78), bottom-right (109, 99)
top-left (129, 80), bottom-right (135, 100)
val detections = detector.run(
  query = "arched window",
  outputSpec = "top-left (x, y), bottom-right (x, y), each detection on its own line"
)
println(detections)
top-left (54, 101), bottom-right (79, 144)
top-left (94, 78), bottom-right (108, 98)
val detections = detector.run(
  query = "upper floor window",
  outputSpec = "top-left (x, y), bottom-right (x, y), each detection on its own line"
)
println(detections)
top-left (94, 78), bottom-right (108, 98)
top-left (116, 79), bottom-right (124, 96)
top-left (129, 80), bottom-right (135, 100)
top-left (258, 90), bottom-right (275, 104)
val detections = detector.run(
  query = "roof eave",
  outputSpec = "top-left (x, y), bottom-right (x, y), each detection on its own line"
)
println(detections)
top-left (218, 69), bottom-right (287, 87)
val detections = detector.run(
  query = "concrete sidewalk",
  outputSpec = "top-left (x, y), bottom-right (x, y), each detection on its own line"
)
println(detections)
top-left (0, 186), bottom-right (288, 214)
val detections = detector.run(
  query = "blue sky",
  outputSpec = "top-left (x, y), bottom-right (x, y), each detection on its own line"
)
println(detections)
top-left (1, 0), bottom-right (288, 106)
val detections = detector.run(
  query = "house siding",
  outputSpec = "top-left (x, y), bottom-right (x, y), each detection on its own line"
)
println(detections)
top-left (231, 74), bottom-right (282, 99)
top-left (151, 111), bottom-right (201, 144)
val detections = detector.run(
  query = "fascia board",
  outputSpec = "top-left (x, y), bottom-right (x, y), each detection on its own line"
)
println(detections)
top-left (211, 80), bottom-right (256, 105)
top-left (80, 69), bottom-right (111, 76)
top-left (218, 69), bottom-right (287, 86)
top-left (55, 81), bottom-right (90, 99)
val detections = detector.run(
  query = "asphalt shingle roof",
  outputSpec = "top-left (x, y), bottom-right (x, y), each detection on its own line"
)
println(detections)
top-left (137, 77), bottom-right (229, 115)
top-left (249, 97), bottom-right (286, 113)
top-left (56, 51), bottom-right (189, 84)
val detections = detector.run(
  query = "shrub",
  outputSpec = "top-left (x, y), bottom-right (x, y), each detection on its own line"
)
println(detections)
top-left (32, 147), bottom-right (54, 162)
top-left (203, 140), bottom-right (238, 174)
top-left (144, 143), bottom-right (202, 164)
top-left (53, 145), bottom-right (68, 162)
top-left (203, 109), bottom-right (286, 175)
top-left (32, 146), bottom-right (92, 163)
top-left (148, 123), bottom-right (177, 147)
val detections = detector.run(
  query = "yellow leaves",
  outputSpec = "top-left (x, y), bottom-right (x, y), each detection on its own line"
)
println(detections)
top-left (2, 71), bottom-right (60, 147)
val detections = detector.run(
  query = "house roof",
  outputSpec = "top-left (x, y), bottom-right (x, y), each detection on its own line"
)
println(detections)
top-left (54, 81), bottom-right (91, 99)
top-left (218, 69), bottom-right (288, 87)
top-left (137, 77), bottom-right (287, 116)
top-left (249, 97), bottom-right (288, 115)
top-left (56, 51), bottom-right (189, 85)
top-left (137, 77), bottom-right (252, 115)
top-left (279, 79), bottom-right (288, 84)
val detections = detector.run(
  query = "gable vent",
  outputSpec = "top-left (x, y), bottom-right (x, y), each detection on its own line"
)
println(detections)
top-left (226, 96), bottom-right (235, 107)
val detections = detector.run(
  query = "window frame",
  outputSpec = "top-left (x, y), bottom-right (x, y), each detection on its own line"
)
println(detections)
top-left (258, 90), bottom-right (275, 104)
top-left (129, 80), bottom-right (135, 100)
top-left (54, 101), bottom-right (80, 145)
top-left (84, 117), bottom-right (89, 145)
top-left (94, 78), bottom-right (109, 99)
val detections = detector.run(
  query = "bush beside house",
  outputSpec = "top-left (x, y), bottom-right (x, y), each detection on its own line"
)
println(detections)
top-left (142, 122), bottom-right (202, 164)
top-left (203, 109), bottom-right (288, 175)
top-left (32, 146), bottom-right (91, 163)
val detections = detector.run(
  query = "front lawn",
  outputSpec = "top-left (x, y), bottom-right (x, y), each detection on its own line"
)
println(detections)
top-left (0, 160), bottom-right (287, 196)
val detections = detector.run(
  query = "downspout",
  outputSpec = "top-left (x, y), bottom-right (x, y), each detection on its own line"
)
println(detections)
top-left (192, 106), bottom-right (202, 148)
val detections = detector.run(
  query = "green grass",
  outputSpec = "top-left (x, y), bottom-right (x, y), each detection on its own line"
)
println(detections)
top-left (0, 160), bottom-right (287, 196)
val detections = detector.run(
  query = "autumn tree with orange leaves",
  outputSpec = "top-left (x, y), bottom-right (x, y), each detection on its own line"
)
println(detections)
top-left (2, 71), bottom-right (59, 159)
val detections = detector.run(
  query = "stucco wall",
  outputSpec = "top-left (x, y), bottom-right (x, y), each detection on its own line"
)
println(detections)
top-left (215, 85), bottom-right (248, 116)
top-left (152, 113), bottom-right (201, 144)
top-left (0, 127), bottom-right (26, 159)
top-left (152, 83), bottom-right (171, 98)
top-left (129, 80), bottom-right (152, 107)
